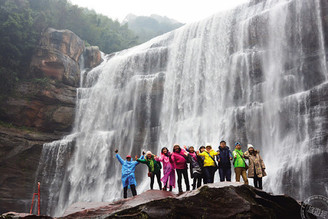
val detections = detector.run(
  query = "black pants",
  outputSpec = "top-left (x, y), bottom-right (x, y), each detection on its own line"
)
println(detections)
top-left (176, 169), bottom-right (190, 192)
top-left (192, 173), bottom-right (202, 190)
top-left (218, 167), bottom-right (231, 182)
top-left (203, 166), bottom-right (217, 184)
top-left (202, 173), bottom-right (207, 184)
top-left (164, 179), bottom-right (173, 191)
top-left (123, 184), bottom-right (137, 198)
top-left (150, 171), bottom-right (162, 190)
top-left (253, 175), bottom-right (263, 189)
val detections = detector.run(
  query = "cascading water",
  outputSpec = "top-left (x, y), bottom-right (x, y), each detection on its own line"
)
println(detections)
top-left (36, 0), bottom-right (328, 216)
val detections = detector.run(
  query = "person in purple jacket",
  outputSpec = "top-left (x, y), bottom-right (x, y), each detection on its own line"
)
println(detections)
top-left (171, 144), bottom-right (190, 193)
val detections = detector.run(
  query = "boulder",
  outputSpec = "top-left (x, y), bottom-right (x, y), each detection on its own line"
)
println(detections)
top-left (61, 183), bottom-right (301, 219)
top-left (30, 28), bottom-right (85, 87)
top-left (84, 46), bottom-right (103, 69)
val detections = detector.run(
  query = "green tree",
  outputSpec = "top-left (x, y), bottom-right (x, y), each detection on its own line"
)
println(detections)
top-left (0, 0), bottom-right (39, 94)
top-left (27, 0), bottom-right (138, 54)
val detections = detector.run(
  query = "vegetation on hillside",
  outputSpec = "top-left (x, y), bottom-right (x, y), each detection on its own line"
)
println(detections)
top-left (0, 0), bottom-right (138, 95)
top-left (0, 0), bottom-right (38, 94)
top-left (28, 0), bottom-right (138, 53)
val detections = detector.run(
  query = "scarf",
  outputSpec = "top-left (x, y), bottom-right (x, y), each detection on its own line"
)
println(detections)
top-left (189, 152), bottom-right (197, 161)
top-left (148, 157), bottom-right (155, 172)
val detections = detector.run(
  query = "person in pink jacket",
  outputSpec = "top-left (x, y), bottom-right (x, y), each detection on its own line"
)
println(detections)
top-left (155, 147), bottom-right (175, 191)
top-left (171, 144), bottom-right (190, 192)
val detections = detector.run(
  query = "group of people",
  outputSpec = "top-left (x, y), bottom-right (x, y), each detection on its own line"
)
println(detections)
top-left (115, 140), bottom-right (266, 198)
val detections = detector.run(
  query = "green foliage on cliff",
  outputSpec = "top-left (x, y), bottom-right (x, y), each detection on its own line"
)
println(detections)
top-left (27, 0), bottom-right (139, 53)
top-left (0, 0), bottom-right (39, 95)
top-left (0, 0), bottom-right (138, 95)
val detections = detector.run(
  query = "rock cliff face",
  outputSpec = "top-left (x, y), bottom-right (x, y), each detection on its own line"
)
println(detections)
top-left (0, 81), bottom-right (76, 133)
top-left (0, 28), bottom-right (102, 214)
top-left (84, 46), bottom-right (103, 69)
top-left (30, 28), bottom-right (84, 87)
top-left (0, 126), bottom-right (60, 215)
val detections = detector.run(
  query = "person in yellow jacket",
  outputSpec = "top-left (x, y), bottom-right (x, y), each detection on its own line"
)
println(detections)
top-left (197, 144), bottom-right (219, 183)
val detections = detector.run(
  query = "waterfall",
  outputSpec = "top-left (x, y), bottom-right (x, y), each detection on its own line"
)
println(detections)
top-left (37, 0), bottom-right (328, 216)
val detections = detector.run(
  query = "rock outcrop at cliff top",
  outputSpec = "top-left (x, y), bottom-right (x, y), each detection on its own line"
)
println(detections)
top-left (30, 28), bottom-right (84, 87)
top-left (0, 28), bottom-right (104, 134)
top-left (84, 46), bottom-right (103, 69)
top-left (0, 27), bottom-right (85, 133)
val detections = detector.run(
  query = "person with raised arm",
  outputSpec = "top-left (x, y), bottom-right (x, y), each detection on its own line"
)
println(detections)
top-left (171, 144), bottom-right (190, 193)
top-left (136, 151), bottom-right (162, 190)
top-left (184, 145), bottom-right (203, 189)
top-left (154, 147), bottom-right (175, 191)
top-left (197, 144), bottom-right (219, 184)
top-left (115, 149), bottom-right (143, 198)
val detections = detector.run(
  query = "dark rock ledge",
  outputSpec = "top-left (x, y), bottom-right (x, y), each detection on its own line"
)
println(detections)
top-left (1, 182), bottom-right (302, 219)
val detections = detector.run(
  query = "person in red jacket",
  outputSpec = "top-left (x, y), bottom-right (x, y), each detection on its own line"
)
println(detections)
top-left (171, 144), bottom-right (190, 193)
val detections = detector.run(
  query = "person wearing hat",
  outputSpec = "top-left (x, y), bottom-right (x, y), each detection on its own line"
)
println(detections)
top-left (232, 142), bottom-right (248, 185)
top-left (115, 149), bottom-right (144, 198)
top-left (217, 140), bottom-right (233, 182)
top-left (184, 145), bottom-right (203, 189)
top-left (136, 151), bottom-right (162, 190)
top-left (244, 144), bottom-right (266, 189)
top-left (197, 143), bottom-right (219, 184)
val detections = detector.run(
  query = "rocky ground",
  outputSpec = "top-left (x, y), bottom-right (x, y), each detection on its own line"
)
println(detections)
top-left (1, 182), bottom-right (303, 219)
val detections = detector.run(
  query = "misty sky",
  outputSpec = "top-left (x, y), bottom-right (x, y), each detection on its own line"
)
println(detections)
top-left (69, 0), bottom-right (250, 23)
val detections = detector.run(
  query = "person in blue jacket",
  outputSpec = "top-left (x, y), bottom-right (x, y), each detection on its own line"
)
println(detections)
top-left (217, 140), bottom-right (233, 182)
top-left (115, 149), bottom-right (144, 198)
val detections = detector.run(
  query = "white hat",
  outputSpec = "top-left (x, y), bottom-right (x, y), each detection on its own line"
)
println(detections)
top-left (145, 151), bottom-right (152, 156)
top-left (206, 143), bottom-right (212, 148)
top-left (247, 144), bottom-right (254, 149)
